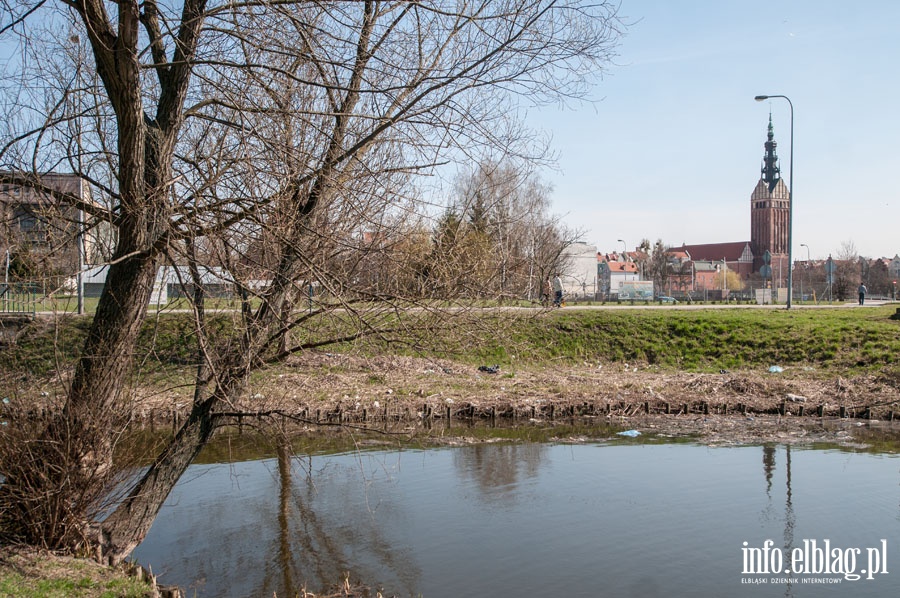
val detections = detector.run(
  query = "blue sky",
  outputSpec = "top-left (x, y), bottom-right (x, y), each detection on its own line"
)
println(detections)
top-left (528, 0), bottom-right (900, 260)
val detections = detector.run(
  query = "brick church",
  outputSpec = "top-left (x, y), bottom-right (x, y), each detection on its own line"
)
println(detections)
top-left (673, 114), bottom-right (790, 287)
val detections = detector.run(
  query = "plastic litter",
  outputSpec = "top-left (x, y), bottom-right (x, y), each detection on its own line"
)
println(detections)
top-left (768, 365), bottom-right (784, 373)
top-left (2, 398), bottom-right (9, 404)
top-left (616, 429), bottom-right (641, 438)
top-left (478, 365), bottom-right (500, 374)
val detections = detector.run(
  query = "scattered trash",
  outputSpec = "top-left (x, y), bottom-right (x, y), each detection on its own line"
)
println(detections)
top-left (478, 365), bottom-right (500, 374)
top-left (373, 400), bottom-right (380, 409)
top-left (786, 393), bottom-right (807, 403)
top-left (616, 429), bottom-right (641, 438)
top-left (768, 365), bottom-right (784, 373)
top-left (2, 398), bottom-right (9, 404)
top-left (719, 369), bottom-right (729, 374)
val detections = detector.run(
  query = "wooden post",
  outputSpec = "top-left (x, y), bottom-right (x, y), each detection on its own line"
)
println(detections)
top-left (779, 401), bottom-right (786, 416)
top-left (664, 402), bottom-right (671, 414)
top-left (682, 403), bottom-right (688, 415)
top-left (702, 401), bottom-right (709, 415)
top-left (839, 406), bottom-right (847, 418)
top-left (798, 406), bottom-right (804, 416)
top-left (643, 401), bottom-right (650, 414)
top-left (817, 404), bottom-right (824, 417)
top-left (549, 404), bottom-right (555, 421)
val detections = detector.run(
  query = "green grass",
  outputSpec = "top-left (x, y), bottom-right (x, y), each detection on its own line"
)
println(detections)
top-left (4, 305), bottom-right (900, 380)
top-left (504, 307), bottom-right (900, 372)
top-left (0, 550), bottom-right (152, 598)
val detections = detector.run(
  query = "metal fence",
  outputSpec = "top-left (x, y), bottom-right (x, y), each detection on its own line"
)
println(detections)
top-left (0, 283), bottom-right (37, 315)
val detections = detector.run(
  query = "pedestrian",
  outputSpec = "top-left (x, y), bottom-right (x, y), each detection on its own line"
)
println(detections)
top-left (858, 282), bottom-right (868, 306)
top-left (542, 277), bottom-right (552, 307)
top-left (552, 273), bottom-right (564, 307)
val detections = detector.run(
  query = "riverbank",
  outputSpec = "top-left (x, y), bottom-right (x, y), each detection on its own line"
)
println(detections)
top-left (171, 351), bottom-right (900, 447)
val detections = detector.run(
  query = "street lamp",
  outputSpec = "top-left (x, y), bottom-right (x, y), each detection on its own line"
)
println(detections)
top-left (71, 34), bottom-right (85, 315)
top-left (755, 94), bottom-right (794, 309)
top-left (617, 239), bottom-right (627, 256)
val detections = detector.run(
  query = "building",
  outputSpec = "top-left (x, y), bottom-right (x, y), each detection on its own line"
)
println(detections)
top-left (669, 115), bottom-right (790, 291)
top-left (1, 172), bottom-right (105, 289)
top-left (598, 254), bottom-right (639, 299)
top-left (560, 241), bottom-right (599, 297)
top-left (749, 113), bottom-right (790, 283)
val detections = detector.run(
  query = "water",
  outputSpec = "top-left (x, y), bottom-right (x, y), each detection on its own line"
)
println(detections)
top-left (132, 441), bottom-right (899, 597)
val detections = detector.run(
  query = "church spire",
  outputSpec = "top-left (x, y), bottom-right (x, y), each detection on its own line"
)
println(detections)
top-left (761, 112), bottom-right (781, 191)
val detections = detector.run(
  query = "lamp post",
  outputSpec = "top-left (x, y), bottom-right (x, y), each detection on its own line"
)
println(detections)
top-left (755, 94), bottom-right (794, 309)
top-left (70, 34), bottom-right (85, 315)
top-left (617, 239), bottom-right (627, 257)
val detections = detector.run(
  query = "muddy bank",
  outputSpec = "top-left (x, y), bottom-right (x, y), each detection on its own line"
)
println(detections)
top-left (7, 353), bottom-right (900, 445)
top-left (126, 353), bottom-right (900, 445)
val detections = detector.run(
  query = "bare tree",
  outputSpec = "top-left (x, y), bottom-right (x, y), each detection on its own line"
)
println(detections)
top-left (647, 239), bottom-right (669, 294)
top-left (428, 160), bottom-right (569, 300)
top-left (833, 240), bottom-right (859, 301)
top-left (0, 0), bottom-right (623, 562)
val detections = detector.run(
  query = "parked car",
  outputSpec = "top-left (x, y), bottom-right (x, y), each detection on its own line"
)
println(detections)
top-left (657, 296), bottom-right (678, 303)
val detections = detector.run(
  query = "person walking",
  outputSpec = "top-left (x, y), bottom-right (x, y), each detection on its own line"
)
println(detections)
top-left (858, 282), bottom-right (868, 306)
top-left (552, 273), bottom-right (564, 307)
top-left (542, 277), bottom-right (552, 307)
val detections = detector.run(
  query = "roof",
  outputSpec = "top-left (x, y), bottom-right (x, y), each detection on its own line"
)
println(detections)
top-left (605, 261), bottom-right (638, 273)
top-left (675, 241), bottom-right (750, 262)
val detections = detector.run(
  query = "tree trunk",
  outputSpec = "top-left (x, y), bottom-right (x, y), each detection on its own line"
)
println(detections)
top-left (99, 394), bottom-right (222, 564)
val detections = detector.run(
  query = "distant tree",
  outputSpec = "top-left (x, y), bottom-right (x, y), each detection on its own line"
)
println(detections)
top-left (725, 270), bottom-right (744, 291)
top-left (437, 160), bottom-right (573, 300)
top-left (833, 241), bottom-right (860, 301)
top-left (867, 258), bottom-right (891, 296)
top-left (647, 239), bottom-right (669, 293)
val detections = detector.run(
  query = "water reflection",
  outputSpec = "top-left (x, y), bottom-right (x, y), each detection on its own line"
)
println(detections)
top-left (132, 441), bottom-right (900, 597)
top-left (452, 443), bottom-right (546, 502)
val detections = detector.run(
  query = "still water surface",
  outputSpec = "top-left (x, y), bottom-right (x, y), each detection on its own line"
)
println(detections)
top-left (132, 441), bottom-right (899, 597)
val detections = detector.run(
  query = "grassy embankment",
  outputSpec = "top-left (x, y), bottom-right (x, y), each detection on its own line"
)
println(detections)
top-left (4, 304), bottom-right (900, 380)
top-left (0, 547), bottom-right (153, 598)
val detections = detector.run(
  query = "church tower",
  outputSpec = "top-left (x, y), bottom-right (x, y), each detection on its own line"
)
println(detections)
top-left (750, 113), bottom-right (790, 277)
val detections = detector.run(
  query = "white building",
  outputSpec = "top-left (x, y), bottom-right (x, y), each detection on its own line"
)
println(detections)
top-left (561, 242), bottom-right (599, 298)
